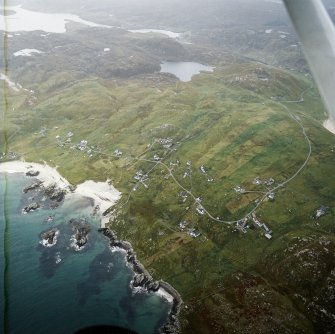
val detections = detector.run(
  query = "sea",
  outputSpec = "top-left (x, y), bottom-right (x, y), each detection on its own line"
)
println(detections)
top-left (0, 172), bottom-right (171, 334)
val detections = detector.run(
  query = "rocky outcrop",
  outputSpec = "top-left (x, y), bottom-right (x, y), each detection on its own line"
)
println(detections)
top-left (70, 219), bottom-right (91, 250)
top-left (23, 180), bottom-right (43, 193)
top-left (44, 184), bottom-right (66, 202)
top-left (22, 202), bottom-right (39, 213)
top-left (26, 170), bottom-right (40, 177)
top-left (158, 281), bottom-right (183, 334)
top-left (40, 228), bottom-right (59, 247)
top-left (132, 273), bottom-right (160, 292)
top-left (21, 182), bottom-right (67, 212)
top-left (98, 227), bottom-right (182, 333)
top-left (91, 205), bottom-right (100, 216)
top-left (68, 184), bottom-right (77, 192)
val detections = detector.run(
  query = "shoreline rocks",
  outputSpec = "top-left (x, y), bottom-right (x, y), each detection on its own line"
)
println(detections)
top-left (98, 227), bottom-right (182, 334)
top-left (21, 181), bottom-right (67, 213)
top-left (44, 184), bottom-right (66, 202)
top-left (26, 170), bottom-right (40, 177)
top-left (22, 202), bottom-right (39, 213)
top-left (91, 204), bottom-right (100, 216)
top-left (23, 180), bottom-right (43, 193)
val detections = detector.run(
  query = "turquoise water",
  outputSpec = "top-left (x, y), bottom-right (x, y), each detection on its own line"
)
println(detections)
top-left (0, 173), bottom-right (170, 334)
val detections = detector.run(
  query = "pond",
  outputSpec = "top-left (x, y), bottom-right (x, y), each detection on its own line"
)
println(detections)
top-left (160, 61), bottom-right (214, 82)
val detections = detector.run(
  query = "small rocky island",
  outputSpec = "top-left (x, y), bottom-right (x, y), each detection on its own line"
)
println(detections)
top-left (40, 228), bottom-right (59, 247)
top-left (70, 219), bottom-right (91, 251)
top-left (22, 202), bottom-right (40, 214)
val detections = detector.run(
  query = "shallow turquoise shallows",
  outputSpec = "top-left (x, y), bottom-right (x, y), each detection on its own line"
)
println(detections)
top-left (0, 173), bottom-right (170, 334)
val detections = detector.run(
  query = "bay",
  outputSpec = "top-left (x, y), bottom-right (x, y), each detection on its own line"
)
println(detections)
top-left (0, 173), bottom-right (170, 334)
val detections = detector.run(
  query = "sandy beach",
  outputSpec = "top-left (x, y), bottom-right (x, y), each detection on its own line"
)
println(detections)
top-left (323, 118), bottom-right (335, 135)
top-left (0, 161), bottom-right (121, 226)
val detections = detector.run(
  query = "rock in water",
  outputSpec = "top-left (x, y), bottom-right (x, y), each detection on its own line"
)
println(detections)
top-left (22, 202), bottom-right (39, 213)
top-left (40, 228), bottom-right (59, 247)
top-left (69, 219), bottom-right (91, 250)
top-left (23, 180), bottom-right (43, 193)
top-left (44, 184), bottom-right (66, 202)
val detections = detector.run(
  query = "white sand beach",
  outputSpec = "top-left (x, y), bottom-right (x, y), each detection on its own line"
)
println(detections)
top-left (74, 180), bottom-right (121, 227)
top-left (323, 118), bottom-right (335, 134)
top-left (0, 161), bottom-right (121, 226)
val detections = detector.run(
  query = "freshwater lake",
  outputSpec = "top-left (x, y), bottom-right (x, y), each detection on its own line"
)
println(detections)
top-left (0, 6), bottom-right (111, 33)
top-left (128, 29), bottom-right (180, 39)
top-left (160, 61), bottom-right (214, 82)
top-left (0, 173), bottom-right (171, 334)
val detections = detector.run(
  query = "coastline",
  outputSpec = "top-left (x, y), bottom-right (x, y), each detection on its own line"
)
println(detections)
top-left (323, 118), bottom-right (335, 135)
top-left (0, 161), bottom-right (121, 226)
top-left (99, 228), bottom-right (183, 334)
top-left (0, 160), bottom-right (183, 332)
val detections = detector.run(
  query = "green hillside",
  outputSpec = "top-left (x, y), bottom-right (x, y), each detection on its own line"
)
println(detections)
top-left (1, 5), bottom-right (334, 330)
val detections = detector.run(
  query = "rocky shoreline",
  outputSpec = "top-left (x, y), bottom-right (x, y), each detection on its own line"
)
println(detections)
top-left (22, 179), bottom-right (71, 212)
top-left (98, 227), bottom-right (183, 334)
top-left (0, 161), bottom-right (121, 220)
top-left (2, 161), bottom-right (179, 331)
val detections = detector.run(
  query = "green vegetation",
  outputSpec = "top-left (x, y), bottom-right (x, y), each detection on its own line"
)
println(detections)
top-left (1, 20), bottom-right (334, 333)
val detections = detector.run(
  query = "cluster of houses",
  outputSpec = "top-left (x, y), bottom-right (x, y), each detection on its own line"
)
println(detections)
top-left (251, 213), bottom-right (272, 239)
top-left (0, 151), bottom-right (18, 160)
top-left (114, 149), bottom-right (123, 157)
top-left (153, 154), bottom-right (161, 161)
top-left (234, 185), bottom-right (245, 193)
top-left (55, 131), bottom-right (99, 158)
top-left (196, 206), bottom-right (205, 215)
top-left (77, 140), bottom-right (88, 151)
top-left (179, 191), bottom-right (188, 203)
top-left (200, 165), bottom-right (214, 182)
top-left (183, 160), bottom-right (192, 178)
top-left (170, 159), bottom-right (180, 167)
top-left (183, 170), bottom-right (191, 178)
top-left (234, 177), bottom-right (276, 192)
top-left (178, 221), bottom-right (201, 238)
top-left (134, 170), bottom-right (143, 180)
top-left (235, 218), bottom-right (248, 233)
top-left (133, 170), bottom-right (149, 188)
top-left (194, 197), bottom-right (205, 215)
top-left (234, 213), bottom-right (272, 239)
top-left (234, 177), bottom-right (276, 201)
top-left (252, 176), bottom-right (275, 187)
top-left (267, 192), bottom-right (275, 201)
top-left (158, 137), bottom-right (173, 149)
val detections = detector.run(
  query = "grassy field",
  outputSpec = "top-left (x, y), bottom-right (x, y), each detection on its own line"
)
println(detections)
top-left (2, 50), bottom-right (335, 333)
